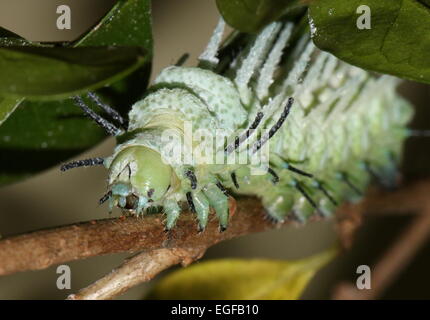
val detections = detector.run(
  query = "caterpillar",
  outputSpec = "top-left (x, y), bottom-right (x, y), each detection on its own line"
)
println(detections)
top-left (61, 18), bottom-right (413, 231)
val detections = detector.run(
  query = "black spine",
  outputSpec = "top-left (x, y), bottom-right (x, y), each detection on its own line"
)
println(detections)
top-left (61, 157), bottom-right (105, 172)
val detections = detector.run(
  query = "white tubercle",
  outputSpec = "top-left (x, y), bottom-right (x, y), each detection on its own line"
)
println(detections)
top-left (256, 23), bottom-right (293, 101)
top-left (234, 22), bottom-right (282, 102)
top-left (198, 17), bottom-right (226, 68)
top-left (281, 40), bottom-right (316, 92)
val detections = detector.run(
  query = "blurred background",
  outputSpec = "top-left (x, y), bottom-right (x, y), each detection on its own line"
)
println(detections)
top-left (0, 0), bottom-right (429, 299)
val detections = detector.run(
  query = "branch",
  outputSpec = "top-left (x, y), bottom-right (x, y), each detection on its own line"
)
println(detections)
top-left (1, 179), bottom-right (429, 280)
top-left (334, 180), bottom-right (430, 249)
top-left (63, 179), bottom-right (430, 300)
top-left (360, 179), bottom-right (430, 215)
top-left (333, 203), bottom-right (430, 300)
top-left (0, 197), bottom-right (299, 276)
top-left (332, 180), bottom-right (430, 299)
top-left (67, 247), bottom-right (206, 300)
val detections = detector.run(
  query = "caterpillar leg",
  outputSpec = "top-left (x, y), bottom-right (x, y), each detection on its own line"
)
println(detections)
top-left (312, 180), bottom-right (338, 207)
top-left (360, 160), bottom-right (398, 190)
top-left (303, 179), bottom-right (338, 217)
top-left (163, 199), bottom-right (181, 230)
top-left (190, 191), bottom-right (211, 232)
top-left (336, 171), bottom-right (364, 198)
top-left (262, 191), bottom-right (295, 222)
top-left (203, 183), bottom-right (230, 231)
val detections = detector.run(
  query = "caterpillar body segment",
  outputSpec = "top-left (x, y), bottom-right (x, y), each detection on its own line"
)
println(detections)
top-left (64, 18), bottom-right (413, 231)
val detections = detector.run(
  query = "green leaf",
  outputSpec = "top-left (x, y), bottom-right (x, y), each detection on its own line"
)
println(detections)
top-left (0, 97), bottom-right (23, 126)
top-left (0, 98), bottom-right (107, 185)
top-left (0, 27), bottom-right (33, 47)
top-left (309, 0), bottom-right (430, 84)
top-left (74, 0), bottom-right (152, 49)
top-left (0, 47), bottom-right (147, 99)
top-left (216, 0), bottom-right (304, 33)
top-left (0, 0), bottom-right (152, 186)
top-left (0, 67), bottom-right (150, 186)
top-left (147, 248), bottom-right (337, 300)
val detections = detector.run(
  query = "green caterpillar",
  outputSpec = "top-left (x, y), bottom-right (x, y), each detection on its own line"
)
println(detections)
top-left (61, 18), bottom-right (413, 231)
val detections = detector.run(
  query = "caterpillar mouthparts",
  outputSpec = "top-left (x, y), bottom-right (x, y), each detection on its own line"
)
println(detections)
top-left (61, 17), bottom-right (413, 231)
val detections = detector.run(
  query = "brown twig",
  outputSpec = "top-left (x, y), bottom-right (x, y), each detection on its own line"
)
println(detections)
top-left (0, 197), bottom-right (300, 276)
top-left (67, 179), bottom-right (430, 300)
top-left (67, 247), bottom-right (206, 300)
top-left (333, 181), bottom-right (430, 300)
top-left (360, 179), bottom-right (430, 215)
top-left (2, 179), bottom-right (430, 299)
top-left (333, 209), bottom-right (430, 299)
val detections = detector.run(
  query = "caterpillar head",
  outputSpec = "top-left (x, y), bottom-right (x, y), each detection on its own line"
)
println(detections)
top-left (107, 146), bottom-right (173, 214)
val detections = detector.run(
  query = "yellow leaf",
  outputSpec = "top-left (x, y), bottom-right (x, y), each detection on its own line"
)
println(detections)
top-left (147, 247), bottom-right (337, 300)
